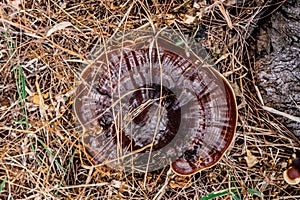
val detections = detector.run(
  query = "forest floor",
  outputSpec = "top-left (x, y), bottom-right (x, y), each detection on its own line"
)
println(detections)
top-left (0, 0), bottom-right (299, 199)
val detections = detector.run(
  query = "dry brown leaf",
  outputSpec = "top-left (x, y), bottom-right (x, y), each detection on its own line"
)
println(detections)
top-left (165, 14), bottom-right (176, 24)
top-left (182, 15), bottom-right (196, 25)
top-left (32, 93), bottom-right (48, 105)
top-left (111, 180), bottom-right (131, 190)
top-left (245, 149), bottom-right (258, 168)
top-left (32, 95), bottom-right (40, 105)
top-left (169, 176), bottom-right (192, 189)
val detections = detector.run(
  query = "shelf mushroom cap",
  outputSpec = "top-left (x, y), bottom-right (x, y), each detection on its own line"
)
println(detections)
top-left (283, 153), bottom-right (300, 185)
top-left (74, 31), bottom-right (238, 175)
top-left (283, 167), bottom-right (300, 185)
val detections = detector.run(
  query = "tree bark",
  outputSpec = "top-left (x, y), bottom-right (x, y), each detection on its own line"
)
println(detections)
top-left (255, 0), bottom-right (300, 136)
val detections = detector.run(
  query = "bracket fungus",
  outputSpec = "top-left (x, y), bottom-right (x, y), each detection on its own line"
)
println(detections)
top-left (74, 30), bottom-right (238, 175)
top-left (283, 153), bottom-right (300, 185)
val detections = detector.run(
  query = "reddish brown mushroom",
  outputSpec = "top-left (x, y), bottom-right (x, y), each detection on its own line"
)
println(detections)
top-left (74, 30), bottom-right (238, 175)
top-left (283, 153), bottom-right (300, 185)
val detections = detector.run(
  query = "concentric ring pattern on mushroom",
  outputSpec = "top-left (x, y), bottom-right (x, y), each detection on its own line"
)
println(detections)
top-left (74, 29), bottom-right (238, 175)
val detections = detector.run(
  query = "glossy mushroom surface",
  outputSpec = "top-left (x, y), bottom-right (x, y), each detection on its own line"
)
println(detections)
top-left (283, 153), bottom-right (300, 185)
top-left (74, 33), bottom-right (237, 175)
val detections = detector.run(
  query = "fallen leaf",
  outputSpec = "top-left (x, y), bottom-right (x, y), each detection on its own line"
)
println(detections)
top-left (169, 176), bottom-right (192, 189)
top-left (245, 149), bottom-right (258, 168)
top-left (32, 93), bottom-right (48, 105)
top-left (183, 15), bottom-right (196, 25)
top-left (32, 94), bottom-right (40, 105)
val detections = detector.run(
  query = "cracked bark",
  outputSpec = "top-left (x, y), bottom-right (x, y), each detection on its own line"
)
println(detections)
top-left (255, 0), bottom-right (300, 137)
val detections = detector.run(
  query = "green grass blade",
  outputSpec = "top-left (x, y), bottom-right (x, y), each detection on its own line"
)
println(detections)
top-left (0, 177), bottom-right (6, 192)
top-left (200, 188), bottom-right (240, 200)
top-left (247, 189), bottom-right (261, 197)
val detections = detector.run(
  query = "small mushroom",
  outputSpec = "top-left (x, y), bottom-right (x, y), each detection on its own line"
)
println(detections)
top-left (283, 153), bottom-right (300, 185)
top-left (74, 30), bottom-right (238, 175)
